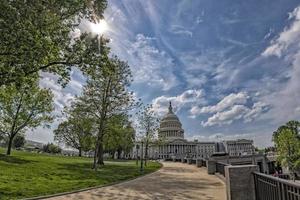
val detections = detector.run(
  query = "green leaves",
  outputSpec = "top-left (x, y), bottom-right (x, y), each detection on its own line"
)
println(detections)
top-left (137, 104), bottom-right (159, 142)
top-left (0, 79), bottom-right (54, 154)
top-left (54, 101), bottom-right (95, 155)
top-left (0, 0), bottom-right (107, 86)
top-left (104, 114), bottom-right (135, 153)
top-left (273, 120), bottom-right (300, 175)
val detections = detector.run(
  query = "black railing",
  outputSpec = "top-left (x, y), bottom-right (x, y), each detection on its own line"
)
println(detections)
top-left (278, 174), bottom-right (290, 180)
top-left (216, 162), bottom-right (230, 177)
top-left (253, 172), bottom-right (300, 200)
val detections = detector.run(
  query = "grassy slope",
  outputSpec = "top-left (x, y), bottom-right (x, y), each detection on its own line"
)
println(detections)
top-left (0, 148), bottom-right (161, 200)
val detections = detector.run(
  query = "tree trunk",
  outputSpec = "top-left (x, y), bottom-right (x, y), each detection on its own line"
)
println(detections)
top-left (93, 140), bottom-right (99, 170)
top-left (78, 147), bottom-right (82, 157)
top-left (144, 141), bottom-right (149, 166)
top-left (117, 148), bottom-right (122, 159)
top-left (6, 136), bottom-right (13, 155)
top-left (97, 141), bottom-right (104, 165)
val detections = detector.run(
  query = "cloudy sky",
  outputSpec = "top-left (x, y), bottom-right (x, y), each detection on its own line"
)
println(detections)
top-left (28, 0), bottom-right (300, 147)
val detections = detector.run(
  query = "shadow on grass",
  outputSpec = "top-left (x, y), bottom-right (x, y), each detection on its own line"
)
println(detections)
top-left (0, 153), bottom-right (34, 164)
top-left (56, 161), bottom-right (142, 183)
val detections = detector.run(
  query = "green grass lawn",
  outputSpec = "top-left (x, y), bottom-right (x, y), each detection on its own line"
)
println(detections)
top-left (0, 148), bottom-right (161, 200)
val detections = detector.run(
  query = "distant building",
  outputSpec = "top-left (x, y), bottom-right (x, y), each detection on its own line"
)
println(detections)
top-left (129, 103), bottom-right (257, 160)
top-left (223, 139), bottom-right (255, 156)
top-left (130, 102), bottom-right (217, 160)
top-left (24, 140), bottom-right (44, 150)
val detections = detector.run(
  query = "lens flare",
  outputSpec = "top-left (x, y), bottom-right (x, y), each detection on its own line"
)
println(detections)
top-left (91, 20), bottom-right (108, 34)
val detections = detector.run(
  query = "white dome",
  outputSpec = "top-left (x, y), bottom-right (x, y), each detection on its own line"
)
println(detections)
top-left (159, 102), bottom-right (184, 140)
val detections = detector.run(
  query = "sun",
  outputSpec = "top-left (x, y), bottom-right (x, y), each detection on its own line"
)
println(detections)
top-left (91, 19), bottom-right (108, 34)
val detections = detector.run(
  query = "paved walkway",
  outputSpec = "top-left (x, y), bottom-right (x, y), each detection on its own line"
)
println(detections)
top-left (47, 162), bottom-right (226, 200)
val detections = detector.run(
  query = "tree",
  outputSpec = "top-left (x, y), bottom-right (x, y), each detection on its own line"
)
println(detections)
top-left (273, 120), bottom-right (300, 181)
top-left (78, 43), bottom-right (137, 169)
top-left (0, 80), bottom-right (54, 155)
top-left (0, 0), bottom-right (107, 86)
top-left (13, 134), bottom-right (26, 149)
top-left (104, 114), bottom-right (135, 159)
top-left (273, 120), bottom-right (300, 141)
top-left (137, 104), bottom-right (159, 166)
top-left (43, 143), bottom-right (62, 154)
top-left (54, 102), bottom-right (94, 156)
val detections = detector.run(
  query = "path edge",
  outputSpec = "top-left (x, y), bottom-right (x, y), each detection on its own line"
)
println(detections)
top-left (22, 161), bottom-right (163, 200)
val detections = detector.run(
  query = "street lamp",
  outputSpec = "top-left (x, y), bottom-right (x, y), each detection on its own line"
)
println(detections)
top-left (140, 141), bottom-right (144, 173)
top-left (136, 144), bottom-right (140, 166)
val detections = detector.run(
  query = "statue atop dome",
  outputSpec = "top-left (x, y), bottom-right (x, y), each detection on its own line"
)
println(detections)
top-left (168, 101), bottom-right (173, 113)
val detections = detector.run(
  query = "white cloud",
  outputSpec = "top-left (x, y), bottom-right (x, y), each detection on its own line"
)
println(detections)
top-left (152, 89), bottom-right (205, 116)
top-left (39, 73), bottom-right (77, 114)
top-left (202, 105), bottom-right (249, 127)
top-left (128, 34), bottom-right (178, 91)
top-left (262, 7), bottom-right (300, 57)
top-left (191, 92), bottom-right (249, 115)
top-left (190, 92), bottom-right (268, 126)
top-left (260, 6), bottom-right (300, 123)
top-left (201, 101), bottom-right (268, 127)
top-left (244, 102), bottom-right (268, 122)
top-left (170, 25), bottom-right (193, 37)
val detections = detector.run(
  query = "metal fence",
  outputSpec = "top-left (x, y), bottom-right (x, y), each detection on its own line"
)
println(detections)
top-left (253, 172), bottom-right (300, 200)
top-left (216, 162), bottom-right (230, 177)
top-left (278, 174), bottom-right (290, 180)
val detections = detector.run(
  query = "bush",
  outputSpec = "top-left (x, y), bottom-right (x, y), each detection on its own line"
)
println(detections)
top-left (13, 135), bottom-right (26, 149)
top-left (42, 143), bottom-right (62, 154)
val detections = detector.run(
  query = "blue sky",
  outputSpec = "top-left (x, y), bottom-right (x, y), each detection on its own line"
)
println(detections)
top-left (28, 0), bottom-right (300, 147)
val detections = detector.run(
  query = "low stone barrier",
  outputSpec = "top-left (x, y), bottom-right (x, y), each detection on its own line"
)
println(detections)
top-left (225, 165), bottom-right (258, 200)
top-left (196, 159), bottom-right (202, 167)
top-left (207, 160), bottom-right (216, 175)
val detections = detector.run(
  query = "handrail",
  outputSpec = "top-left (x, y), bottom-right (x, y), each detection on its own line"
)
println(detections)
top-left (217, 161), bottom-right (230, 166)
top-left (253, 171), bottom-right (300, 200)
top-left (253, 171), bottom-right (300, 188)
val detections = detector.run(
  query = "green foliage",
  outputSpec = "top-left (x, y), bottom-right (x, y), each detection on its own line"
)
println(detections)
top-left (54, 101), bottom-right (95, 156)
top-left (0, 148), bottom-right (161, 199)
top-left (264, 146), bottom-right (276, 153)
top-left (13, 134), bottom-right (25, 149)
top-left (42, 143), bottom-right (62, 154)
top-left (137, 104), bottom-right (159, 165)
top-left (137, 104), bottom-right (159, 142)
top-left (0, 0), bottom-right (107, 86)
top-left (104, 114), bottom-right (135, 158)
top-left (273, 120), bottom-right (300, 179)
top-left (75, 38), bottom-right (137, 167)
top-left (0, 80), bottom-right (54, 155)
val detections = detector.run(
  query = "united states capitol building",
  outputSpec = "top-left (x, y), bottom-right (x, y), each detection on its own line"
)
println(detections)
top-left (130, 102), bottom-right (255, 160)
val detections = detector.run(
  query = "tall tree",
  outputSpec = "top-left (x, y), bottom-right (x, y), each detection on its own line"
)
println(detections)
top-left (78, 39), bottom-right (137, 169)
top-left (54, 102), bottom-right (94, 156)
top-left (137, 104), bottom-right (159, 166)
top-left (0, 0), bottom-right (107, 86)
top-left (104, 114), bottom-right (135, 159)
top-left (273, 120), bottom-right (300, 181)
top-left (0, 80), bottom-right (54, 155)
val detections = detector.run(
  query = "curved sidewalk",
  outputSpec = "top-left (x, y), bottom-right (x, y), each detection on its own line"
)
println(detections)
top-left (46, 162), bottom-right (226, 200)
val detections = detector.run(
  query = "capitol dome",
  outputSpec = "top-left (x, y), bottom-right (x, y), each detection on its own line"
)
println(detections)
top-left (159, 102), bottom-right (184, 140)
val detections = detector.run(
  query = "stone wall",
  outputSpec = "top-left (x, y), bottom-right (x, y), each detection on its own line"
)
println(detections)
top-left (225, 165), bottom-right (258, 200)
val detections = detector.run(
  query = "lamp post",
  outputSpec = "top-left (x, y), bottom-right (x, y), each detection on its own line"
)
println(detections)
top-left (140, 141), bottom-right (144, 173)
top-left (136, 144), bottom-right (139, 166)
